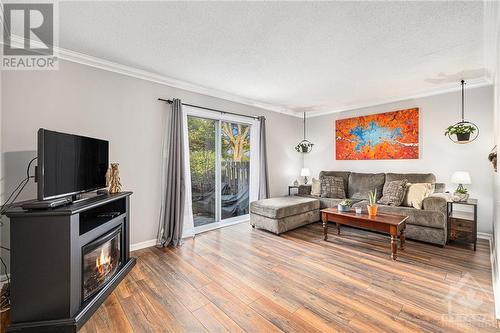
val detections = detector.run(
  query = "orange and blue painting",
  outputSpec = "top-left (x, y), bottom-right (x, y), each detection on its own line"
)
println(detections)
top-left (335, 108), bottom-right (419, 160)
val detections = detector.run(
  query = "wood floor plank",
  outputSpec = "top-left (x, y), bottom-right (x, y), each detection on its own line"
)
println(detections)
top-left (193, 303), bottom-right (246, 333)
top-left (200, 283), bottom-right (282, 333)
top-left (80, 223), bottom-right (497, 333)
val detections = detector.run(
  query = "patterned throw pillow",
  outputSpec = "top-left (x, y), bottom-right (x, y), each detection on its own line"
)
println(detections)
top-left (378, 179), bottom-right (407, 206)
top-left (320, 176), bottom-right (346, 199)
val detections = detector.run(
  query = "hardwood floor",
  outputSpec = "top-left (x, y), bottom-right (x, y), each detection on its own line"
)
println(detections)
top-left (81, 222), bottom-right (498, 332)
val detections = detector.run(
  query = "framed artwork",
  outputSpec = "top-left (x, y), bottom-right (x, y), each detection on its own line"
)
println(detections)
top-left (335, 108), bottom-right (419, 160)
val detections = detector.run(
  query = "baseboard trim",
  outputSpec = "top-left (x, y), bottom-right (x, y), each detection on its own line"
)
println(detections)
top-left (130, 239), bottom-right (157, 252)
top-left (478, 232), bottom-right (493, 241)
top-left (130, 232), bottom-right (196, 252)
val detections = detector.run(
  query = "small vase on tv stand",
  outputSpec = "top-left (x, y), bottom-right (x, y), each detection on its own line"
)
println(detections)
top-left (106, 163), bottom-right (122, 194)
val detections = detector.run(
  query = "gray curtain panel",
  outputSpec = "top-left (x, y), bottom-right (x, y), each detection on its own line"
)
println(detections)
top-left (157, 99), bottom-right (185, 247)
top-left (258, 116), bottom-right (270, 199)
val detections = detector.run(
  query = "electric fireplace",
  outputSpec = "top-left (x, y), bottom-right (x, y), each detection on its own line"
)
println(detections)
top-left (82, 227), bottom-right (122, 301)
top-left (5, 192), bottom-right (135, 333)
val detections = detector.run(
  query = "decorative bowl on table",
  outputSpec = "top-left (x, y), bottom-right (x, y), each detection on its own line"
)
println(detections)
top-left (337, 199), bottom-right (353, 212)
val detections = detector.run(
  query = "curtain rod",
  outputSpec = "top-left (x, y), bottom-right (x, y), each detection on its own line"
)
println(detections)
top-left (158, 98), bottom-right (262, 120)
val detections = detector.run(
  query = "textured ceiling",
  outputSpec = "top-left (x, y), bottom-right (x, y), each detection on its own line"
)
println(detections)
top-left (58, 1), bottom-right (486, 114)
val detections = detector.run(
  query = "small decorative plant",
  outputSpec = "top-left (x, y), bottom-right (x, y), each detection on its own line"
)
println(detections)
top-left (337, 199), bottom-right (353, 212)
top-left (339, 199), bottom-right (353, 207)
top-left (294, 141), bottom-right (314, 153)
top-left (453, 186), bottom-right (469, 202)
top-left (444, 123), bottom-right (476, 142)
top-left (367, 189), bottom-right (378, 216)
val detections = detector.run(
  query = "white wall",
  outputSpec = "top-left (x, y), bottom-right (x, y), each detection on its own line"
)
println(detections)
top-left (304, 86), bottom-right (494, 234)
top-left (491, 1), bottom-right (500, 319)
top-left (0, 68), bottom-right (4, 278)
top-left (0, 60), bottom-right (302, 256)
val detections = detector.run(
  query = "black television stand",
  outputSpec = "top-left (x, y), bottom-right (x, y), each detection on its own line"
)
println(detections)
top-left (5, 192), bottom-right (135, 332)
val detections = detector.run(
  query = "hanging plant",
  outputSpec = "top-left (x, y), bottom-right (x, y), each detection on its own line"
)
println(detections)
top-left (444, 122), bottom-right (477, 142)
top-left (295, 140), bottom-right (314, 153)
top-left (445, 80), bottom-right (479, 144)
top-left (295, 112), bottom-right (314, 153)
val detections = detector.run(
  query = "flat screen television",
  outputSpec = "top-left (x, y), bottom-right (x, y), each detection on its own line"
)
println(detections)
top-left (37, 129), bottom-right (109, 200)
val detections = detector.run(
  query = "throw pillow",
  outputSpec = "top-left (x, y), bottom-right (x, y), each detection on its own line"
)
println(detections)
top-left (403, 183), bottom-right (433, 209)
top-left (311, 178), bottom-right (321, 196)
top-left (320, 176), bottom-right (346, 199)
top-left (378, 179), bottom-right (407, 206)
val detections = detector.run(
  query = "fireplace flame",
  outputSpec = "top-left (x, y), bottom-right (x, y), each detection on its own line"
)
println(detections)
top-left (95, 248), bottom-right (111, 275)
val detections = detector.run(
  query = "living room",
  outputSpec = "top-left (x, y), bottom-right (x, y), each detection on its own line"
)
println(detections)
top-left (1, 1), bottom-right (500, 332)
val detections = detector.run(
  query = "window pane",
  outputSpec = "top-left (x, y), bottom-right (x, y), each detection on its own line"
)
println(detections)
top-left (221, 121), bottom-right (250, 220)
top-left (188, 116), bottom-right (216, 227)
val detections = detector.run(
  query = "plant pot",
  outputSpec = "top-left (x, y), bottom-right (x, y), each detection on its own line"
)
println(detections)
top-left (367, 205), bottom-right (378, 216)
top-left (456, 132), bottom-right (471, 142)
top-left (338, 204), bottom-right (351, 212)
top-left (453, 192), bottom-right (469, 202)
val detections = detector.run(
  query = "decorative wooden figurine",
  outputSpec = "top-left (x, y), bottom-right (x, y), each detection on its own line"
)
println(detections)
top-left (106, 163), bottom-right (122, 194)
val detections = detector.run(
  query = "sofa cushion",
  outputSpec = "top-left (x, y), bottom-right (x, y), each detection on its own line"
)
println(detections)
top-left (320, 176), bottom-right (346, 199)
top-left (385, 173), bottom-right (435, 192)
top-left (319, 171), bottom-right (350, 195)
top-left (375, 204), bottom-right (446, 229)
top-left (378, 179), bottom-right (407, 206)
top-left (311, 178), bottom-right (321, 196)
top-left (403, 183), bottom-right (433, 209)
top-left (250, 196), bottom-right (319, 219)
top-left (348, 172), bottom-right (385, 200)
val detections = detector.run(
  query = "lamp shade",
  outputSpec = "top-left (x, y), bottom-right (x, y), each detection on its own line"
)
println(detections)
top-left (451, 171), bottom-right (471, 185)
top-left (300, 168), bottom-right (311, 177)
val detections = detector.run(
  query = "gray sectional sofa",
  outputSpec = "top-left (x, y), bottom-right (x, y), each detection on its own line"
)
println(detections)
top-left (250, 196), bottom-right (320, 235)
top-left (299, 171), bottom-right (448, 246)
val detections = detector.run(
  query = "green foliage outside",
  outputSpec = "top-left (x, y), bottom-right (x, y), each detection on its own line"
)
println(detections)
top-left (187, 117), bottom-right (250, 187)
top-left (188, 117), bottom-right (216, 189)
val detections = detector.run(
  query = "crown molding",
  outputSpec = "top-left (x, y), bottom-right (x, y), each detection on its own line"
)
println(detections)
top-left (56, 47), bottom-right (301, 117)
top-left (2, 34), bottom-right (298, 117)
top-left (3, 35), bottom-right (493, 120)
top-left (305, 78), bottom-right (493, 118)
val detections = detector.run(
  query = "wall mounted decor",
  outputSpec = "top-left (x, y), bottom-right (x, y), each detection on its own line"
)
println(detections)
top-left (444, 80), bottom-right (479, 144)
top-left (335, 108), bottom-right (419, 160)
top-left (295, 112), bottom-right (314, 153)
top-left (489, 146), bottom-right (497, 172)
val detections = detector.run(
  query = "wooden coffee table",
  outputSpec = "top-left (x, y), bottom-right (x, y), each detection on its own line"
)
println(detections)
top-left (321, 208), bottom-right (408, 260)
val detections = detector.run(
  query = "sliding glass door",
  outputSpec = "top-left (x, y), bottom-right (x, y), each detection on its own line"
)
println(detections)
top-left (186, 112), bottom-right (257, 232)
top-left (187, 116), bottom-right (217, 227)
top-left (221, 121), bottom-right (250, 220)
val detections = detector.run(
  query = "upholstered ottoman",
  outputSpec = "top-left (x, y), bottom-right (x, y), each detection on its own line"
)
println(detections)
top-left (250, 196), bottom-right (320, 235)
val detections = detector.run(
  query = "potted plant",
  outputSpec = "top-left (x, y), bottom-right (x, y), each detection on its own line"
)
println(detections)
top-left (444, 123), bottom-right (476, 142)
top-left (453, 187), bottom-right (469, 202)
top-left (295, 141), bottom-right (314, 153)
top-left (338, 199), bottom-right (353, 212)
top-left (367, 189), bottom-right (378, 216)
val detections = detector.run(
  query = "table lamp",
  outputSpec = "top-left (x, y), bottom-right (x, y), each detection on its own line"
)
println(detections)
top-left (301, 168), bottom-right (311, 184)
top-left (451, 171), bottom-right (471, 201)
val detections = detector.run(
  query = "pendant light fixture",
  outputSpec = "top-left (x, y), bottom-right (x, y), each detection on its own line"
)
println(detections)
top-left (295, 112), bottom-right (314, 153)
top-left (444, 80), bottom-right (479, 144)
